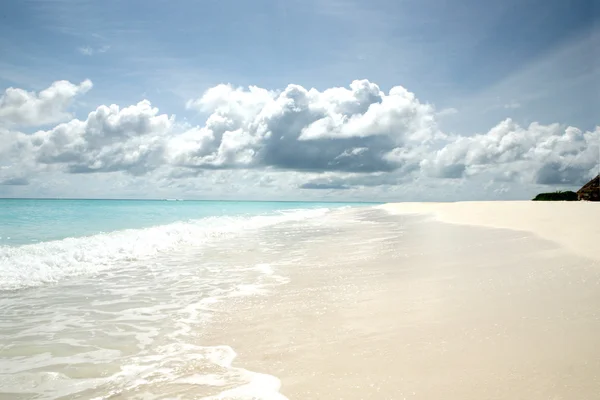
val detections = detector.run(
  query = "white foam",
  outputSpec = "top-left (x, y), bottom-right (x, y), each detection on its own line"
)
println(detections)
top-left (254, 263), bottom-right (274, 275)
top-left (0, 208), bottom-right (331, 291)
top-left (204, 372), bottom-right (288, 400)
top-left (199, 346), bottom-right (289, 400)
top-left (227, 283), bottom-right (269, 297)
top-left (76, 345), bottom-right (290, 400)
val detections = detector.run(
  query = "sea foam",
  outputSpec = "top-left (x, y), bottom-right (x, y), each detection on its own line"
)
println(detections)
top-left (0, 208), bottom-right (331, 291)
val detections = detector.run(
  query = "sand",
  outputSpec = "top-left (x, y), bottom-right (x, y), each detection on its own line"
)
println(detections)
top-left (200, 202), bottom-right (600, 399)
top-left (379, 201), bottom-right (600, 262)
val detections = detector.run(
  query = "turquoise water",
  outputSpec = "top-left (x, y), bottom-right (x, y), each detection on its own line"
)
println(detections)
top-left (0, 199), bottom-right (383, 398)
top-left (0, 199), bottom-right (376, 291)
top-left (0, 199), bottom-right (368, 246)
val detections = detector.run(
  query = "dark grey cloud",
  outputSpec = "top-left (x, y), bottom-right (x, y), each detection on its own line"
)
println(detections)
top-left (299, 172), bottom-right (406, 190)
top-left (535, 162), bottom-right (594, 186)
top-left (300, 182), bottom-right (351, 190)
top-left (166, 168), bottom-right (204, 179)
top-left (0, 177), bottom-right (29, 186)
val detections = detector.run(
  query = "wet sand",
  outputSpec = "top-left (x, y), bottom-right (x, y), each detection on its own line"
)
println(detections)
top-left (202, 203), bottom-right (600, 399)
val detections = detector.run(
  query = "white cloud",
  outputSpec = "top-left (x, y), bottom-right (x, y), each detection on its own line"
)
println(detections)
top-left (299, 83), bottom-right (437, 142)
top-left (78, 46), bottom-right (94, 56)
top-left (503, 101), bottom-right (521, 109)
top-left (0, 80), bottom-right (93, 127)
top-left (436, 107), bottom-right (458, 117)
top-left (78, 45), bottom-right (110, 56)
top-left (178, 79), bottom-right (438, 172)
top-left (421, 119), bottom-right (600, 185)
top-left (27, 100), bottom-right (173, 175)
top-left (2, 79), bottom-right (598, 198)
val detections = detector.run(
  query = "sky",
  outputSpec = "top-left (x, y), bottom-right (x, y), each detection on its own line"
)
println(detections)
top-left (0, 0), bottom-right (598, 201)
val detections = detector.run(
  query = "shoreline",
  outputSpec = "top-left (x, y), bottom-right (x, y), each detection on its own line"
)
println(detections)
top-left (5, 202), bottom-right (599, 399)
top-left (202, 205), bottom-right (600, 399)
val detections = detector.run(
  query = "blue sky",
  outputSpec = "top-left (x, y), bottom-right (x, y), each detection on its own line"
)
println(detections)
top-left (0, 0), bottom-right (598, 200)
top-left (2, 0), bottom-right (597, 126)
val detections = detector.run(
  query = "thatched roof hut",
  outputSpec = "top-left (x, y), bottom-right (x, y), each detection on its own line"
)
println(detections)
top-left (577, 175), bottom-right (600, 201)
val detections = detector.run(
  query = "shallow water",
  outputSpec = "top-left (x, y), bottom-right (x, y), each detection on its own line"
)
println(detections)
top-left (0, 201), bottom-right (368, 399)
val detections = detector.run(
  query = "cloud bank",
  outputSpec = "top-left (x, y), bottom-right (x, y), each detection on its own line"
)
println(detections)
top-left (1, 79), bottom-right (598, 196)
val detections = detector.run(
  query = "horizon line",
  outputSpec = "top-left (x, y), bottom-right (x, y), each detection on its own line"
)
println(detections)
top-left (0, 197), bottom-right (383, 204)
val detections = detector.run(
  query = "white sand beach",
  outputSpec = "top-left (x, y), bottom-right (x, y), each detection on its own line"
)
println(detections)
top-left (200, 201), bottom-right (600, 399)
top-left (3, 2), bottom-right (598, 397)
top-left (380, 201), bottom-right (600, 262)
top-left (3, 201), bottom-right (599, 399)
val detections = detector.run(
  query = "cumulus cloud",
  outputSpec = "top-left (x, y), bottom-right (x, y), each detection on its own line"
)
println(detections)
top-left (2, 79), bottom-right (597, 194)
top-left (421, 119), bottom-right (600, 185)
top-left (0, 162), bottom-right (30, 186)
top-left (0, 80), bottom-right (93, 127)
top-left (26, 100), bottom-right (173, 175)
top-left (177, 79), bottom-right (438, 173)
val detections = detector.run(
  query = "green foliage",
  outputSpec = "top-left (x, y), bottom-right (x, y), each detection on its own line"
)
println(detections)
top-left (532, 191), bottom-right (578, 201)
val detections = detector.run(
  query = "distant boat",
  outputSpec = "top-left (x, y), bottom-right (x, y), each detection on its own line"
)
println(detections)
top-left (164, 199), bottom-right (184, 201)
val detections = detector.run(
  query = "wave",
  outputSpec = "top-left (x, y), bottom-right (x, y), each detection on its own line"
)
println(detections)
top-left (0, 208), bottom-right (331, 291)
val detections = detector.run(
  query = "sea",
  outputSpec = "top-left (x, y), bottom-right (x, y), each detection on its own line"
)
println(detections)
top-left (0, 199), bottom-right (375, 399)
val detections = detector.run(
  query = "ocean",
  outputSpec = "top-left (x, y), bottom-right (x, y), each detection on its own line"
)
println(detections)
top-left (0, 199), bottom-right (374, 399)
